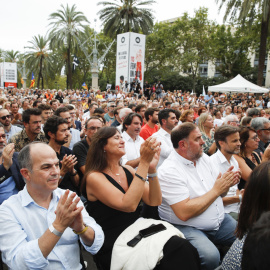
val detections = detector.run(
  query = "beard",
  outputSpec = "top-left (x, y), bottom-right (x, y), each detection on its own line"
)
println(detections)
top-left (226, 148), bottom-right (240, 155)
top-left (55, 138), bottom-right (68, 146)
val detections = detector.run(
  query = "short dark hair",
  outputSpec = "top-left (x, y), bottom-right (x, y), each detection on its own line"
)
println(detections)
top-left (54, 106), bottom-right (69, 116)
top-left (89, 103), bottom-right (98, 110)
top-left (113, 107), bottom-right (122, 117)
top-left (158, 109), bottom-right (176, 126)
top-left (93, 108), bottom-right (104, 115)
top-left (171, 122), bottom-right (197, 149)
top-left (128, 104), bottom-right (136, 110)
top-left (33, 100), bottom-right (41, 107)
top-left (22, 108), bottom-right (41, 123)
top-left (38, 104), bottom-right (51, 112)
top-left (135, 104), bottom-right (146, 113)
top-left (214, 125), bottom-right (240, 150)
top-left (43, 115), bottom-right (68, 140)
top-left (85, 116), bottom-right (103, 129)
top-left (50, 99), bottom-right (57, 105)
top-left (144, 107), bottom-right (159, 121)
top-left (123, 113), bottom-right (143, 132)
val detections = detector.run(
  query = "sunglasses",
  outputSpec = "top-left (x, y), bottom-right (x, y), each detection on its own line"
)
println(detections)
top-left (0, 115), bottom-right (11, 120)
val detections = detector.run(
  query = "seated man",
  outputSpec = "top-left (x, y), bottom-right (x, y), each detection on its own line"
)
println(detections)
top-left (210, 125), bottom-right (243, 220)
top-left (0, 142), bottom-right (104, 269)
top-left (121, 113), bottom-right (144, 168)
top-left (44, 116), bottom-right (79, 193)
top-left (158, 123), bottom-right (240, 270)
top-left (0, 123), bottom-right (25, 204)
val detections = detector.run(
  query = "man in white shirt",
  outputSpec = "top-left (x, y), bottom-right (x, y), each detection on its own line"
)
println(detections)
top-left (158, 122), bottom-right (240, 270)
top-left (116, 108), bottom-right (132, 133)
top-left (121, 113), bottom-right (144, 168)
top-left (210, 125), bottom-right (243, 220)
top-left (151, 109), bottom-right (178, 168)
top-left (82, 103), bottom-right (98, 121)
top-left (0, 142), bottom-right (104, 269)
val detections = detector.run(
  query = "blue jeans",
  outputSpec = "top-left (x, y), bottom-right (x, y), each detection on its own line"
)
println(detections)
top-left (174, 214), bottom-right (236, 270)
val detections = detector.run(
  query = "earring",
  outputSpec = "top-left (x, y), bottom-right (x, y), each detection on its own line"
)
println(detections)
top-left (104, 150), bottom-right (106, 152)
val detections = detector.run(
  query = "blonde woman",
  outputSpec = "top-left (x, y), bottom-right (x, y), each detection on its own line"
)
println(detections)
top-left (198, 113), bottom-right (217, 155)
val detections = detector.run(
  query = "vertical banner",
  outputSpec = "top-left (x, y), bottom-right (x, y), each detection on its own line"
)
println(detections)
top-left (0, 62), bottom-right (17, 88)
top-left (115, 32), bottom-right (145, 91)
top-left (115, 33), bottom-right (130, 91)
top-left (129, 33), bottom-right (145, 89)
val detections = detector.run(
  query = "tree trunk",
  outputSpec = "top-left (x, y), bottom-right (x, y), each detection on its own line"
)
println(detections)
top-left (67, 45), bottom-right (73, 89)
top-left (37, 57), bottom-right (43, 89)
top-left (257, 13), bottom-right (270, 86)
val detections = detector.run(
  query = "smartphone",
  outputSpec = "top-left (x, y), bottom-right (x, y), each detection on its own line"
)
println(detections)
top-left (139, 223), bottom-right (166, 238)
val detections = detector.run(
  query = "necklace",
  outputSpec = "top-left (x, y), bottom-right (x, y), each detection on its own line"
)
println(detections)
top-left (109, 166), bottom-right (121, 184)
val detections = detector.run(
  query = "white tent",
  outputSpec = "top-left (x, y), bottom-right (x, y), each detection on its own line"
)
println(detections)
top-left (208, 74), bottom-right (269, 93)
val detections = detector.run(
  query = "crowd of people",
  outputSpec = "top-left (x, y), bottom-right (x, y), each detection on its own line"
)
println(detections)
top-left (1, 85), bottom-right (270, 270)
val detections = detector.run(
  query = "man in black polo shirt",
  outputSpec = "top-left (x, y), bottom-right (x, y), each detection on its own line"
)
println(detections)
top-left (43, 116), bottom-right (79, 193)
top-left (73, 116), bottom-right (103, 182)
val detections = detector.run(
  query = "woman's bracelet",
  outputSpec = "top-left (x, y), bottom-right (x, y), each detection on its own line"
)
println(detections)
top-left (135, 173), bottom-right (147, 182)
top-left (148, 172), bottom-right (157, 180)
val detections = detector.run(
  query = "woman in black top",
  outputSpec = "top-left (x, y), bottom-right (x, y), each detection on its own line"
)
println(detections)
top-left (234, 127), bottom-right (261, 190)
top-left (81, 127), bottom-right (200, 270)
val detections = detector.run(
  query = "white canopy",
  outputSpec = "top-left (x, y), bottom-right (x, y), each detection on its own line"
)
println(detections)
top-left (208, 74), bottom-right (269, 93)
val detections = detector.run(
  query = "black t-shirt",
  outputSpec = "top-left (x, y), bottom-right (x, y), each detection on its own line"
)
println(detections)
top-left (73, 139), bottom-right (89, 182)
top-left (56, 146), bottom-right (78, 193)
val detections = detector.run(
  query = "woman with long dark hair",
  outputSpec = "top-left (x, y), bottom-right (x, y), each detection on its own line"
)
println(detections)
top-left (221, 161), bottom-right (270, 270)
top-left (81, 127), bottom-right (200, 270)
top-left (234, 127), bottom-right (261, 190)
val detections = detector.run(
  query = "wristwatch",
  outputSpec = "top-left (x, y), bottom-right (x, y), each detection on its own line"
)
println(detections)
top-left (49, 224), bottom-right (63, 237)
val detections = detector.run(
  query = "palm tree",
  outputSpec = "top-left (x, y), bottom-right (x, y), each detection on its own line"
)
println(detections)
top-left (217, 0), bottom-right (270, 86)
top-left (4, 50), bottom-right (20, 62)
top-left (48, 4), bottom-right (89, 89)
top-left (25, 35), bottom-right (53, 89)
top-left (98, 0), bottom-right (156, 37)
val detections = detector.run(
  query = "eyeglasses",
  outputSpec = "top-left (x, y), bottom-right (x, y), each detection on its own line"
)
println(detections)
top-left (249, 135), bottom-right (259, 141)
top-left (260, 128), bottom-right (270, 131)
top-left (0, 115), bottom-right (11, 120)
top-left (87, 126), bottom-right (101, 131)
top-left (110, 105), bottom-right (116, 108)
top-left (0, 134), bottom-right (6, 139)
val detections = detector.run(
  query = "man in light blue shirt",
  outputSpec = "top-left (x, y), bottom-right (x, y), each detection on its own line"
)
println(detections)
top-left (0, 142), bottom-right (104, 269)
top-left (204, 91), bottom-right (214, 105)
